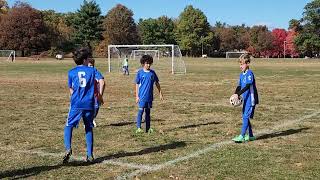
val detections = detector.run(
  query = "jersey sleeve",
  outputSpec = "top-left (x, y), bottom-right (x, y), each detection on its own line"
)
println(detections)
top-left (246, 71), bottom-right (254, 85)
top-left (153, 71), bottom-right (159, 83)
top-left (94, 68), bottom-right (104, 80)
top-left (135, 71), bottom-right (140, 84)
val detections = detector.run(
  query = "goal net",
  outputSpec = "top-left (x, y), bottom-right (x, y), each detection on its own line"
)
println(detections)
top-left (226, 51), bottom-right (248, 59)
top-left (107, 45), bottom-right (186, 74)
top-left (0, 50), bottom-right (15, 61)
top-left (130, 50), bottom-right (160, 61)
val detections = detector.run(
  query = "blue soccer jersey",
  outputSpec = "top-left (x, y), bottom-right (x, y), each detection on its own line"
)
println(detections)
top-left (135, 69), bottom-right (159, 103)
top-left (238, 69), bottom-right (259, 106)
top-left (68, 66), bottom-right (104, 110)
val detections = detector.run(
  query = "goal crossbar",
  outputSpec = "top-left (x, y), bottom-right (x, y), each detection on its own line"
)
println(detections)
top-left (108, 44), bottom-right (175, 74)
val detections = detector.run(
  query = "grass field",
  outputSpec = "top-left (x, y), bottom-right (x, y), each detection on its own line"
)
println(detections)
top-left (0, 57), bottom-right (320, 179)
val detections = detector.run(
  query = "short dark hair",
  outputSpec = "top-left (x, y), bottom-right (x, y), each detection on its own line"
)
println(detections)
top-left (140, 55), bottom-right (153, 65)
top-left (88, 58), bottom-right (95, 66)
top-left (73, 47), bottom-right (90, 65)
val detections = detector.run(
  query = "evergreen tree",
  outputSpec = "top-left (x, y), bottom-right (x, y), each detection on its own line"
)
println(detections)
top-left (71, 0), bottom-right (103, 50)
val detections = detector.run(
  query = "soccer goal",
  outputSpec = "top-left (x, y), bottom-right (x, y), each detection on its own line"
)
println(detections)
top-left (0, 50), bottom-right (15, 62)
top-left (226, 51), bottom-right (248, 59)
top-left (107, 44), bottom-right (186, 74)
top-left (130, 50), bottom-right (160, 61)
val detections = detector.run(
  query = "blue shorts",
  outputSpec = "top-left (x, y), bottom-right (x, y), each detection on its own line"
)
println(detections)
top-left (242, 106), bottom-right (255, 120)
top-left (138, 101), bottom-right (152, 108)
top-left (66, 108), bottom-right (94, 128)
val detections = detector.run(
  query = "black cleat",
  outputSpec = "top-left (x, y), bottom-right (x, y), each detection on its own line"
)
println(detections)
top-left (62, 149), bottom-right (72, 164)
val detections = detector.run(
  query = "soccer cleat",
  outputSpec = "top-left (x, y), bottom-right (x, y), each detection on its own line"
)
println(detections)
top-left (244, 135), bottom-right (256, 141)
top-left (86, 155), bottom-right (94, 163)
top-left (62, 149), bottom-right (72, 164)
top-left (135, 128), bottom-right (143, 134)
top-left (232, 135), bottom-right (245, 143)
top-left (93, 120), bottom-right (97, 127)
top-left (147, 128), bottom-right (154, 134)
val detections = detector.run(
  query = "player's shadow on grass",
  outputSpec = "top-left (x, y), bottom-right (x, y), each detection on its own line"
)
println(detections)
top-left (257, 127), bottom-right (309, 140)
top-left (0, 160), bottom-right (96, 179)
top-left (94, 140), bottom-right (186, 163)
top-left (166, 121), bottom-right (220, 132)
top-left (0, 141), bottom-right (186, 179)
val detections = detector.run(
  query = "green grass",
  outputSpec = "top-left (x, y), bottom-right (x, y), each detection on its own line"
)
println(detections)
top-left (0, 57), bottom-right (319, 179)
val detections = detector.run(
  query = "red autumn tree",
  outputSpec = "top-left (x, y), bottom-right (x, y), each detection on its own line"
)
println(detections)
top-left (286, 29), bottom-right (299, 57)
top-left (271, 28), bottom-right (287, 57)
top-left (0, 2), bottom-right (49, 56)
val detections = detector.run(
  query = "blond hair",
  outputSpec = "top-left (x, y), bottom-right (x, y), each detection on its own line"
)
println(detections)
top-left (239, 53), bottom-right (252, 64)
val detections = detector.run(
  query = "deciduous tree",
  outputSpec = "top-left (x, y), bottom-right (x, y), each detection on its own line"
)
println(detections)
top-left (0, 2), bottom-right (49, 56)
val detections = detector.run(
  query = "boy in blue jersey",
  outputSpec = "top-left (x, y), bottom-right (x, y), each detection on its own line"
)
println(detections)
top-left (63, 48), bottom-right (105, 163)
top-left (232, 54), bottom-right (259, 143)
top-left (135, 55), bottom-right (163, 133)
top-left (88, 58), bottom-right (102, 127)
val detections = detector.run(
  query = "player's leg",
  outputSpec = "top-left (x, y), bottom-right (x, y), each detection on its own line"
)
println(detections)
top-left (246, 106), bottom-right (256, 141)
top-left (241, 106), bottom-right (253, 136)
top-left (136, 107), bottom-right (144, 133)
top-left (93, 107), bottom-right (99, 127)
top-left (83, 110), bottom-right (95, 161)
top-left (63, 109), bottom-right (82, 163)
top-left (145, 108), bottom-right (151, 132)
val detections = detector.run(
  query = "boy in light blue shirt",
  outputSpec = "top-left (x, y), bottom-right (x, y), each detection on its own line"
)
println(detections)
top-left (135, 55), bottom-right (163, 133)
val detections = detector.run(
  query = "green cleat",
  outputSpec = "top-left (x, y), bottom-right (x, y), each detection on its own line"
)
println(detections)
top-left (135, 128), bottom-right (143, 134)
top-left (232, 135), bottom-right (245, 143)
top-left (147, 128), bottom-right (154, 134)
top-left (244, 135), bottom-right (256, 141)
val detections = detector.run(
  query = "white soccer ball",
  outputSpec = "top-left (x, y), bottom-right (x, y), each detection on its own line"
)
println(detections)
top-left (229, 94), bottom-right (243, 107)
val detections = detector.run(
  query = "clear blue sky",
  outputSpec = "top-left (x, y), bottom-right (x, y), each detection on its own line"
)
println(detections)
top-left (7, 0), bottom-right (312, 29)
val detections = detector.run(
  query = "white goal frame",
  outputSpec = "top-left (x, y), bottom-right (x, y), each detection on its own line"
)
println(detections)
top-left (130, 50), bottom-right (160, 61)
top-left (108, 44), bottom-right (185, 74)
top-left (226, 51), bottom-right (248, 59)
top-left (0, 50), bottom-right (15, 61)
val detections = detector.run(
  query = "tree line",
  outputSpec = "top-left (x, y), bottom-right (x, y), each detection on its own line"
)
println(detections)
top-left (0, 0), bottom-right (319, 57)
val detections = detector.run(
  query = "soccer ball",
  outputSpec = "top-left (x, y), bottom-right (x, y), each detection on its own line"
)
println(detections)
top-left (229, 94), bottom-right (243, 107)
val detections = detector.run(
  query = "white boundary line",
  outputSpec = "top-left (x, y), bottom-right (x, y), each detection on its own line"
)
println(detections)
top-left (117, 110), bottom-right (320, 179)
top-left (1, 110), bottom-right (319, 179)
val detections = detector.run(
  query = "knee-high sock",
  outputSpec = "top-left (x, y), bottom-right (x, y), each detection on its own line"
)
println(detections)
top-left (64, 126), bottom-right (73, 151)
top-left (136, 108), bottom-right (144, 128)
top-left (85, 126), bottom-right (93, 157)
top-left (145, 108), bottom-right (151, 132)
top-left (241, 116), bottom-right (249, 136)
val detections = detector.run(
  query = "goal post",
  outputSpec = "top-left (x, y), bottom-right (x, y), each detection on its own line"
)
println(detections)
top-left (0, 50), bottom-right (15, 62)
top-left (107, 44), bottom-right (186, 74)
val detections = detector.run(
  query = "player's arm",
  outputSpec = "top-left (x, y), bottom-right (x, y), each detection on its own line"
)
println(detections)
top-left (98, 79), bottom-right (105, 105)
top-left (155, 82), bottom-right (163, 100)
top-left (135, 84), bottom-right (139, 103)
top-left (69, 88), bottom-right (73, 96)
top-left (234, 86), bottom-right (241, 95)
top-left (236, 84), bottom-right (250, 96)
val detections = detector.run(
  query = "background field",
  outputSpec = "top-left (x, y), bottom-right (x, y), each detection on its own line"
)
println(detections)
top-left (0, 58), bottom-right (320, 179)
